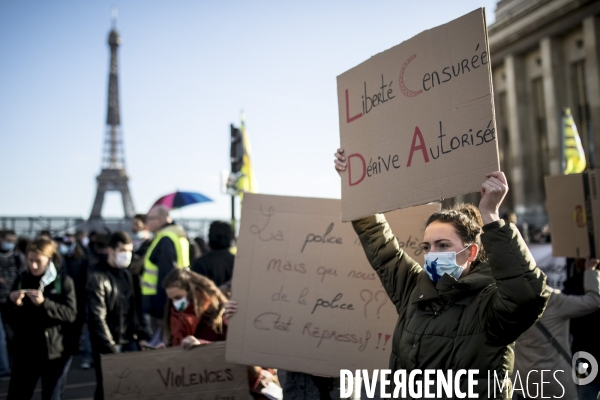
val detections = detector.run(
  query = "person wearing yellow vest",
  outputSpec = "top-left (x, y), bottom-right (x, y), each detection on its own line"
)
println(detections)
top-left (142, 205), bottom-right (190, 325)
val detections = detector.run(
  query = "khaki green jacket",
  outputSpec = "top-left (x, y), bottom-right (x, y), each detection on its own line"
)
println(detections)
top-left (353, 216), bottom-right (549, 399)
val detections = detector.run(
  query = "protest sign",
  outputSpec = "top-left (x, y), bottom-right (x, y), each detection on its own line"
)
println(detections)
top-left (337, 8), bottom-right (499, 221)
top-left (545, 170), bottom-right (600, 258)
top-left (101, 342), bottom-right (248, 400)
top-left (225, 193), bottom-right (440, 376)
top-left (528, 243), bottom-right (567, 290)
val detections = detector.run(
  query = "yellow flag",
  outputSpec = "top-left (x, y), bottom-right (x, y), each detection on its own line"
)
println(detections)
top-left (564, 107), bottom-right (586, 175)
top-left (237, 113), bottom-right (258, 198)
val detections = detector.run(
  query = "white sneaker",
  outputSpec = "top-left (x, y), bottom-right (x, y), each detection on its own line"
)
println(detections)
top-left (80, 362), bottom-right (91, 370)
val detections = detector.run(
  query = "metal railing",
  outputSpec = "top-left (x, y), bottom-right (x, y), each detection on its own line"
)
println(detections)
top-left (0, 216), bottom-right (216, 240)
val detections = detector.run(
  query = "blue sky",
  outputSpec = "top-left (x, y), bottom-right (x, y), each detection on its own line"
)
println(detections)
top-left (0, 0), bottom-right (497, 220)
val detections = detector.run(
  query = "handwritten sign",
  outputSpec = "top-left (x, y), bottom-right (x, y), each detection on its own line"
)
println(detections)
top-left (545, 171), bottom-right (600, 258)
top-left (337, 8), bottom-right (499, 221)
top-left (226, 194), bottom-right (440, 376)
top-left (101, 342), bottom-right (248, 400)
top-left (528, 243), bottom-right (567, 291)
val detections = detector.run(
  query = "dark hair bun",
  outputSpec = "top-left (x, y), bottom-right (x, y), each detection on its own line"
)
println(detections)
top-left (454, 203), bottom-right (483, 228)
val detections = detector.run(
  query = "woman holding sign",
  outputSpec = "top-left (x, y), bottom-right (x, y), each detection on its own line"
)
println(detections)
top-left (162, 268), bottom-right (282, 400)
top-left (161, 268), bottom-right (229, 348)
top-left (334, 148), bottom-right (549, 398)
top-left (5, 238), bottom-right (77, 400)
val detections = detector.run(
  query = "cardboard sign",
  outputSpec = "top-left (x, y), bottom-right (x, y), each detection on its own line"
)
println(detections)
top-left (226, 193), bottom-right (440, 376)
top-left (528, 243), bottom-right (567, 290)
top-left (337, 8), bottom-right (499, 221)
top-left (545, 170), bottom-right (600, 258)
top-left (101, 342), bottom-right (248, 400)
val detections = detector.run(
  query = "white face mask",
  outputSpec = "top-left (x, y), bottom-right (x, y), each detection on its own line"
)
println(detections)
top-left (424, 246), bottom-right (471, 283)
top-left (40, 261), bottom-right (58, 291)
top-left (114, 251), bottom-right (132, 268)
top-left (172, 297), bottom-right (189, 312)
top-left (59, 244), bottom-right (70, 255)
top-left (81, 237), bottom-right (90, 247)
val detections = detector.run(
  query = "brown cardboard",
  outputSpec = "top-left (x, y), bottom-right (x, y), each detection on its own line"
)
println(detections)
top-left (225, 193), bottom-right (440, 377)
top-left (544, 170), bottom-right (600, 258)
top-left (101, 342), bottom-right (248, 399)
top-left (337, 8), bottom-right (499, 221)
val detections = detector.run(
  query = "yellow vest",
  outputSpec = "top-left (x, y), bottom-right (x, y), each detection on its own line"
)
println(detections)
top-left (141, 227), bottom-right (190, 295)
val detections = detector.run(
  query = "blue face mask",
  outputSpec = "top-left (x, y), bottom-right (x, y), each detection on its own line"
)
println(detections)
top-left (1, 242), bottom-right (15, 252)
top-left (59, 242), bottom-right (76, 256)
top-left (424, 246), bottom-right (471, 283)
top-left (59, 244), bottom-right (70, 255)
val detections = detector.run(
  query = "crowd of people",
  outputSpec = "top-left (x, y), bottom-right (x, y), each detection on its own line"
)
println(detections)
top-left (0, 158), bottom-right (599, 399)
top-left (0, 208), bottom-right (251, 400)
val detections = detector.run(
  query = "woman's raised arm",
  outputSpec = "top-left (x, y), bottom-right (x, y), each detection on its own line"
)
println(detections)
top-left (477, 172), bottom-right (549, 345)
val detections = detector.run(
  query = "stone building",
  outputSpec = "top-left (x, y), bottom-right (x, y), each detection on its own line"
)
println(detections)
top-left (488, 0), bottom-right (600, 227)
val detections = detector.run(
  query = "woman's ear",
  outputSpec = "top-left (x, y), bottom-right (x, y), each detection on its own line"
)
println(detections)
top-left (467, 244), bottom-right (479, 262)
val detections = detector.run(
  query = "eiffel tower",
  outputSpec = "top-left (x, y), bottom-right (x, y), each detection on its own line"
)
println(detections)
top-left (89, 14), bottom-right (135, 220)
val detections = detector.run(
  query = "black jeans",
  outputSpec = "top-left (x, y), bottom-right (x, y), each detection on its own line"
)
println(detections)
top-left (0, 303), bottom-right (15, 368)
top-left (7, 353), bottom-right (69, 400)
top-left (92, 351), bottom-right (103, 400)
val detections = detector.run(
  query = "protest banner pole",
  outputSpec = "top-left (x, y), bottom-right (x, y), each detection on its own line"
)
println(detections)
top-left (561, 108), bottom-right (566, 175)
top-left (230, 122), bottom-right (241, 235)
top-left (231, 194), bottom-right (236, 236)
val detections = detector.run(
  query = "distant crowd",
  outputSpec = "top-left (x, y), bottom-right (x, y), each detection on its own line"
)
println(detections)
top-left (0, 206), bottom-right (283, 400)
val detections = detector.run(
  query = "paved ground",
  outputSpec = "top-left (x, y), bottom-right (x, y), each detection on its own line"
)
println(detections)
top-left (0, 355), bottom-right (96, 400)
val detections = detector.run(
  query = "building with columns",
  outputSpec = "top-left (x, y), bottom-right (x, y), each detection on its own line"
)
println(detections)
top-left (487, 0), bottom-right (600, 227)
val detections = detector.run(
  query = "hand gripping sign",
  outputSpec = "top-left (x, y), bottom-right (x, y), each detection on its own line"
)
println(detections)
top-left (225, 193), bottom-right (439, 377)
top-left (337, 8), bottom-right (499, 221)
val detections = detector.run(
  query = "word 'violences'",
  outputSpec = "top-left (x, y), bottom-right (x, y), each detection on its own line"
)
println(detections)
top-left (157, 367), bottom-right (235, 389)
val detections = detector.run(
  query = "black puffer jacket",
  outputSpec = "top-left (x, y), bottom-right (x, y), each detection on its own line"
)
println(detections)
top-left (353, 216), bottom-right (549, 399)
top-left (7, 269), bottom-right (77, 360)
top-left (87, 260), bottom-right (149, 354)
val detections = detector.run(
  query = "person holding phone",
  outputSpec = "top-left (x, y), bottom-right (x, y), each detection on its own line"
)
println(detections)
top-left (162, 268), bottom-right (282, 399)
top-left (5, 238), bottom-right (77, 400)
top-left (161, 267), bottom-right (229, 348)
